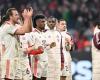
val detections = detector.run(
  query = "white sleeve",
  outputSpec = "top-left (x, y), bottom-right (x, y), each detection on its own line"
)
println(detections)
top-left (6, 24), bottom-right (19, 35)
top-left (27, 32), bottom-right (36, 46)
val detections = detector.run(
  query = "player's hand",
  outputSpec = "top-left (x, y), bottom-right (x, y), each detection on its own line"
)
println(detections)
top-left (65, 38), bottom-right (71, 51)
top-left (50, 42), bottom-right (56, 48)
top-left (24, 47), bottom-right (33, 54)
top-left (38, 46), bottom-right (44, 53)
top-left (23, 48), bottom-right (29, 54)
top-left (27, 7), bottom-right (33, 17)
top-left (65, 38), bottom-right (70, 44)
top-left (22, 9), bottom-right (28, 18)
top-left (22, 7), bottom-right (33, 18)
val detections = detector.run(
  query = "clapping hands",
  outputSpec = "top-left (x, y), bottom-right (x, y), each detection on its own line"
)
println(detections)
top-left (22, 7), bottom-right (33, 19)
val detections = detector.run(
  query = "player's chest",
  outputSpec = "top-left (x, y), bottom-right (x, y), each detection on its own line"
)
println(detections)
top-left (47, 32), bottom-right (61, 42)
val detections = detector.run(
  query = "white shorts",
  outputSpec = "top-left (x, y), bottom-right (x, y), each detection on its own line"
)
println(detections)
top-left (61, 62), bottom-right (71, 77)
top-left (1, 58), bottom-right (32, 80)
top-left (15, 58), bottom-right (32, 80)
top-left (61, 52), bottom-right (72, 78)
top-left (32, 58), bottom-right (48, 78)
top-left (47, 53), bottom-right (61, 80)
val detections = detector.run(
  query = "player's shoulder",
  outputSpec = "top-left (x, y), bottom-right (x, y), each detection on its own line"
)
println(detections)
top-left (29, 31), bottom-right (35, 36)
top-left (30, 28), bottom-right (38, 35)
top-left (2, 22), bottom-right (11, 28)
top-left (32, 29), bottom-right (38, 33)
top-left (44, 29), bottom-right (51, 33)
top-left (65, 31), bottom-right (72, 37)
top-left (66, 31), bottom-right (71, 35)
top-left (42, 29), bottom-right (49, 35)
top-left (54, 30), bottom-right (61, 34)
top-left (43, 29), bottom-right (48, 32)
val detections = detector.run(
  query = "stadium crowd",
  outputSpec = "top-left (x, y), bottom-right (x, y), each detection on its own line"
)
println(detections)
top-left (0, 0), bottom-right (99, 53)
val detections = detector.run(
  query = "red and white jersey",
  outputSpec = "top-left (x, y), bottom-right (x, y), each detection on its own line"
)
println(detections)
top-left (45, 30), bottom-right (61, 53)
top-left (92, 26), bottom-right (100, 80)
top-left (61, 31), bottom-right (72, 62)
top-left (60, 31), bottom-right (72, 78)
top-left (0, 22), bottom-right (32, 79)
top-left (45, 30), bottom-right (61, 80)
top-left (61, 31), bottom-right (72, 51)
top-left (27, 28), bottom-right (48, 78)
top-left (19, 33), bottom-right (30, 50)
top-left (28, 28), bottom-right (48, 61)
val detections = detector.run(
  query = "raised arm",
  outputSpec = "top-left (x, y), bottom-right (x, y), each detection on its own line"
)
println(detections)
top-left (15, 8), bottom-right (33, 35)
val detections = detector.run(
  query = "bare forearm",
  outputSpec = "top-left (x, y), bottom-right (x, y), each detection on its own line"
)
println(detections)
top-left (15, 17), bottom-right (32, 35)
top-left (15, 8), bottom-right (33, 35)
top-left (23, 17), bottom-right (32, 33)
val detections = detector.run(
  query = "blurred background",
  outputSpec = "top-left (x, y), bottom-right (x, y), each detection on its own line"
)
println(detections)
top-left (0, 0), bottom-right (100, 80)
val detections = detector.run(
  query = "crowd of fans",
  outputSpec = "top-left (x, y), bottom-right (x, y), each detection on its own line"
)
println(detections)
top-left (0, 0), bottom-right (99, 52)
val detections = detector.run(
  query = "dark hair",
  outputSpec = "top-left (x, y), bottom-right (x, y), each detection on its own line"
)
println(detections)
top-left (58, 19), bottom-right (66, 23)
top-left (0, 15), bottom-right (8, 26)
top-left (0, 8), bottom-right (17, 26)
top-left (6, 8), bottom-right (17, 20)
top-left (47, 16), bottom-right (56, 21)
top-left (33, 14), bottom-right (45, 28)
